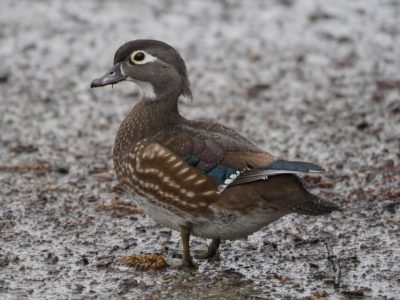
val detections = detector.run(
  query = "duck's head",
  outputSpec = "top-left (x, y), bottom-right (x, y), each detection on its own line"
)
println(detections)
top-left (91, 39), bottom-right (192, 100)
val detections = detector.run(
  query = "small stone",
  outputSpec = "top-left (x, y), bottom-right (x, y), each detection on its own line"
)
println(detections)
top-left (0, 69), bottom-right (9, 83)
top-left (247, 83), bottom-right (271, 98)
top-left (10, 144), bottom-right (38, 154)
top-left (248, 51), bottom-right (262, 61)
top-left (318, 181), bottom-right (334, 188)
top-left (75, 283), bottom-right (85, 292)
top-left (0, 257), bottom-right (10, 268)
top-left (342, 290), bottom-right (364, 297)
top-left (118, 278), bottom-right (139, 295)
top-left (96, 172), bottom-right (113, 181)
top-left (95, 256), bottom-right (114, 268)
top-left (382, 201), bottom-right (397, 213)
top-left (80, 255), bottom-right (89, 265)
top-left (53, 163), bottom-right (69, 174)
top-left (45, 252), bottom-right (59, 265)
top-left (303, 174), bottom-right (322, 183)
top-left (356, 121), bottom-right (369, 130)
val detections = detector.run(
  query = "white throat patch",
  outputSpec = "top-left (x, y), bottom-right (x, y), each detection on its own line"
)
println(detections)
top-left (132, 79), bottom-right (156, 100)
top-left (120, 64), bottom-right (156, 100)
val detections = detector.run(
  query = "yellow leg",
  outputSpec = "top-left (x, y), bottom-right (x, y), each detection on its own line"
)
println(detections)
top-left (181, 228), bottom-right (196, 268)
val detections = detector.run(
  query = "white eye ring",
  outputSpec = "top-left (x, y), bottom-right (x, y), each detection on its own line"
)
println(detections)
top-left (130, 50), bottom-right (157, 65)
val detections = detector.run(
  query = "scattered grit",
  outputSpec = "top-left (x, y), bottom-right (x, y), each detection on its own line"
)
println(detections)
top-left (0, 0), bottom-right (399, 299)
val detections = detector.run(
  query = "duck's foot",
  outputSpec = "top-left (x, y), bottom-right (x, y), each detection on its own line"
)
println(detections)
top-left (118, 254), bottom-right (168, 270)
top-left (194, 238), bottom-right (221, 259)
top-left (179, 227), bottom-right (198, 269)
top-left (180, 257), bottom-right (198, 269)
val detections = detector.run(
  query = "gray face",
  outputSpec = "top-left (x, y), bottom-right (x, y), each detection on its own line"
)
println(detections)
top-left (91, 40), bottom-right (192, 100)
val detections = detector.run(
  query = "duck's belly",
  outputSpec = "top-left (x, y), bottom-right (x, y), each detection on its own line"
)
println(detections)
top-left (130, 193), bottom-right (190, 232)
top-left (130, 192), bottom-right (285, 240)
top-left (192, 209), bottom-right (286, 240)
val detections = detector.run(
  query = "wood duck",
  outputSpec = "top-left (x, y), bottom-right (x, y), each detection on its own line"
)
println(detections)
top-left (91, 39), bottom-right (339, 267)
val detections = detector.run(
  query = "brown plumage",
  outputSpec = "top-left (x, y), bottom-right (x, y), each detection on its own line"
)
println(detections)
top-left (91, 39), bottom-right (340, 267)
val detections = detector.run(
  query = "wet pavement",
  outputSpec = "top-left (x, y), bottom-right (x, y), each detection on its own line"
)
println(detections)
top-left (0, 0), bottom-right (399, 299)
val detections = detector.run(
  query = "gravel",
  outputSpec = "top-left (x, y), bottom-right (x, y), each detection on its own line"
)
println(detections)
top-left (0, 0), bottom-right (399, 299)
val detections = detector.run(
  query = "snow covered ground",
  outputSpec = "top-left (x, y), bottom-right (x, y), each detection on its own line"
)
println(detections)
top-left (0, 0), bottom-right (399, 299)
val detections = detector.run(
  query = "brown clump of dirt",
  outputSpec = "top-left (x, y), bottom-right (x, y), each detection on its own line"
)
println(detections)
top-left (118, 254), bottom-right (168, 270)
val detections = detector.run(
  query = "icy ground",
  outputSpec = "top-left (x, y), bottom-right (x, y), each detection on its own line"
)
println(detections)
top-left (0, 0), bottom-right (399, 299)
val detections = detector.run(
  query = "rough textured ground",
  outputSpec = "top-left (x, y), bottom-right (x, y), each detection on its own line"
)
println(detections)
top-left (0, 0), bottom-right (399, 299)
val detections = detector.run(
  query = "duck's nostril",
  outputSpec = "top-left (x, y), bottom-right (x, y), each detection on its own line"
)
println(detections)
top-left (109, 71), bottom-right (115, 76)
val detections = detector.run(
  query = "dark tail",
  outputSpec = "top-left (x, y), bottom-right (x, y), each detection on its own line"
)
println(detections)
top-left (294, 193), bottom-right (341, 216)
top-left (252, 174), bottom-right (340, 216)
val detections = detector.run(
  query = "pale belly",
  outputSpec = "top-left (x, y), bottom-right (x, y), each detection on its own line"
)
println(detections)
top-left (129, 192), bottom-right (285, 240)
top-left (131, 193), bottom-right (190, 232)
top-left (191, 209), bottom-right (286, 240)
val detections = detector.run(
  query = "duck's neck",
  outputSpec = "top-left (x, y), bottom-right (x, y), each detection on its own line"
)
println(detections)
top-left (114, 95), bottom-right (181, 155)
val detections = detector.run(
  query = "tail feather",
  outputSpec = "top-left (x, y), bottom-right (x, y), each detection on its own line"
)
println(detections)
top-left (230, 159), bottom-right (324, 187)
top-left (250, 174), bottom-right (340, 216)
top-left (292, 194), bottom-right (340, 216)
top-left (267, 160), bottom-right (325, 173)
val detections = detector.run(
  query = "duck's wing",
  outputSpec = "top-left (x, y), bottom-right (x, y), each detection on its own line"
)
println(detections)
top-left (145, 121), bottom-right (324, 193)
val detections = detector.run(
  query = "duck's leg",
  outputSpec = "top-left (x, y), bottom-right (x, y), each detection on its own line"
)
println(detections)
top-left (194, 238), bottom-right (221, 259)
top-left (181, 228), bottom-right (196, 268)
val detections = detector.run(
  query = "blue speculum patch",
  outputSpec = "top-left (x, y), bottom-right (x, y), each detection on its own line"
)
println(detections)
top-left (181, 156), bottom-right (323, 186)
top-left (182, 155), bottom-right (239, 184)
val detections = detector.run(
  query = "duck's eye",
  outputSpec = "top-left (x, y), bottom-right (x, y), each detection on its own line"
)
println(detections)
top-left (130, 51), bottom-right (146, 63)
top-left (129, 50), bottom-right (157, 65)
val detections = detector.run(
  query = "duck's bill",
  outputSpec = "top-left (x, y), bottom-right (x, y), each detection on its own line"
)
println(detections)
top-left (91, 63), bottom-right (126, 88)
